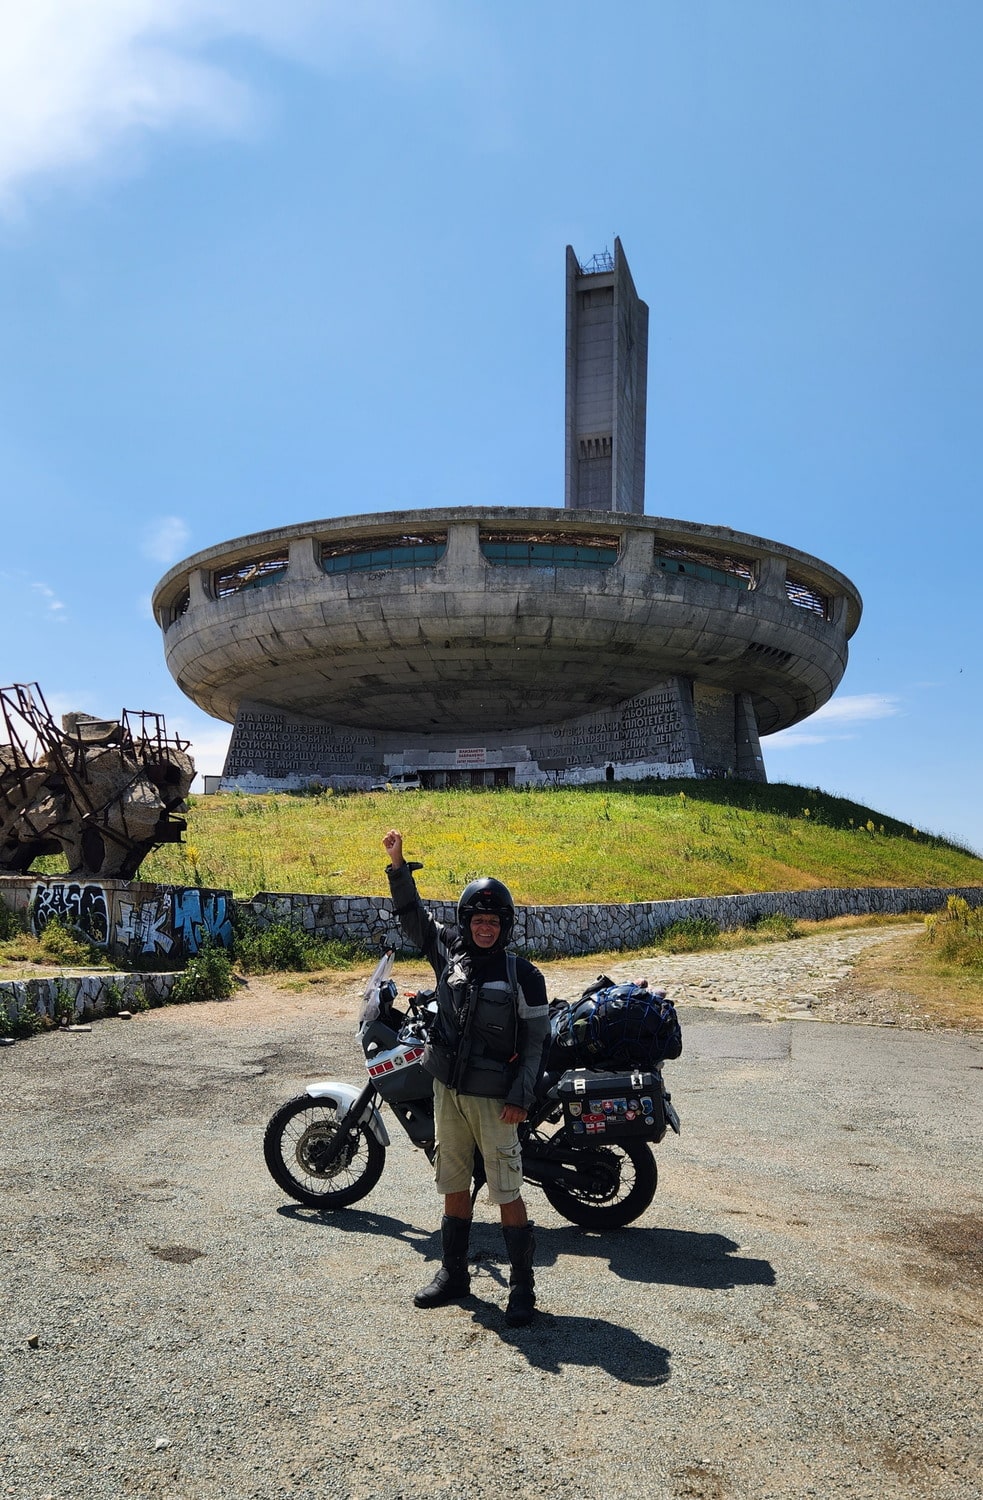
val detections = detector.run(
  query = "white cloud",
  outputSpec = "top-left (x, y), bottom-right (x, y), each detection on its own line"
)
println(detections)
top-left (0, 1), bottom-right (469, 207)
top-left (141, 515), bottom-right (191, 565)
top-left (31, 580), bottom-right (67, 619)
top-left (766, 693), bottom-right (901, 750)
top-left (171, 716), bottom-right (232, 782)
top-left (803, 693), bottom-right (900, 725)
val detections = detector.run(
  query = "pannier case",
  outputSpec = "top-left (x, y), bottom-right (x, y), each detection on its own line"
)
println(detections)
top-left (556, 1068), bottom-right (667, 1144)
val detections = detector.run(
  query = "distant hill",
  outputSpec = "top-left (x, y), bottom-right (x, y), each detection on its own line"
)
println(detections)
top-left (133, 779), bottom-right (983, 903)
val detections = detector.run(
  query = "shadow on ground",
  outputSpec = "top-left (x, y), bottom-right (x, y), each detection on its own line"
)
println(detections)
top-left (277, 1204), bottom-right (775, 1292)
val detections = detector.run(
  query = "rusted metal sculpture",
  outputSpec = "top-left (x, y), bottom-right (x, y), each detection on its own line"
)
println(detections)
top-left (0, 684), bottom-right (194, 879)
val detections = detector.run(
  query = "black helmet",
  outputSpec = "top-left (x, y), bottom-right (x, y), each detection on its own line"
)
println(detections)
top-left (458, 877), bottom-right (515, 952)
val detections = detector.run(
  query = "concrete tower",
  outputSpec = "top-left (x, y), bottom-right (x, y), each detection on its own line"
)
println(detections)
top-left (564, 238), bottom-right (649, 514)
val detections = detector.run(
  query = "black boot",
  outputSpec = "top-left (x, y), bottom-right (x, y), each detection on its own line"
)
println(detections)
top-left (413, 1215), bottom-right (472, 1308)
top-left (502, 1223), bottom-right (537, 1327)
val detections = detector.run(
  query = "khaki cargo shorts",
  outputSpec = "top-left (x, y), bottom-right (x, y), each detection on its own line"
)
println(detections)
top-left (432, 1079), bottom-right (524, 1205)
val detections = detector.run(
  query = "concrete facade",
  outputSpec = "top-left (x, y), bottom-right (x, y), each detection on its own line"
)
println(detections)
top-left (152, 508), bottom-right (860, 790)
top-left (565, 240), bottom-right (649, 514)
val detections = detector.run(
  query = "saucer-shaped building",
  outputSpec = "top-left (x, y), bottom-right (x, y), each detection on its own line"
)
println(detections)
top-left (153, 243), bottom-right (861, 789)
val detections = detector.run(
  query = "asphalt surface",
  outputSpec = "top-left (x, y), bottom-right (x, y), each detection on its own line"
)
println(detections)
top-left (1, 943), bottom-right (981, 1500)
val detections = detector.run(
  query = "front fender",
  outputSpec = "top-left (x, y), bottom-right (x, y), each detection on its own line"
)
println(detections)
top-left (304, 1079), bottom-right (391, 1148)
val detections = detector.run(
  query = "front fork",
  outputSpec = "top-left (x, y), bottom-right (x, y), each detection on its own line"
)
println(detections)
top-left (304, 1080), bottom-right (389, 1168)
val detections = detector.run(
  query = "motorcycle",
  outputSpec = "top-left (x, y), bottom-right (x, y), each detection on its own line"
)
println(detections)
top-left (264, 951), bottom-right (680, 1230)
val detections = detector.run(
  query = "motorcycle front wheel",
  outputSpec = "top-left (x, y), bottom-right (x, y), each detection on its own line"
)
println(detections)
top-left (539, 1136), bottom-right (657, 1230)
top-left (263, 1095), bottom-right (386, 1209)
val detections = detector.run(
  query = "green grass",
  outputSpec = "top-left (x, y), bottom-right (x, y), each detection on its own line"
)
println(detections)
top-left (114, 778), bottom-right (983, 903)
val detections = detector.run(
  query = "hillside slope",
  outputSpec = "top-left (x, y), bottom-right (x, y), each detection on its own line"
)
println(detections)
top-left (134, 780), bottom-right (983, 903)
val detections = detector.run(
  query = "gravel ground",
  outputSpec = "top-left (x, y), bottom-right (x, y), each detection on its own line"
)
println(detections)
top-left (1, 926), bottom-right (981, 1500)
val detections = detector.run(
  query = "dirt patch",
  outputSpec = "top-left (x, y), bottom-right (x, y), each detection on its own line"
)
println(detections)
top-left (132, 927), bottom-right (983, 1036)
top-left (671, 1465), bottom-right (728, 1499)
top-left (906, 1213), bottom-right (983, 1292)
top-left (827, 930), bottom-right (983, 1031)
top-left (148, 1244), bottom-right (207, 1265)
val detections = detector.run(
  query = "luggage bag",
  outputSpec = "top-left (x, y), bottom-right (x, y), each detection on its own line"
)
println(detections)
top-left (556, 1067), bottom-right (668, 1144)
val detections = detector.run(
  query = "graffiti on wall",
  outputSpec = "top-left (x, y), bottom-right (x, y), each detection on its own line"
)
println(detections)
top-left (31, 882), bottom-right (111, 946)
top-left (115, 895), bottom-right (174, 956)
top-left (174, 889), bottom-right (233, 954)
top-left (23, 879), bottom-right (234, 962)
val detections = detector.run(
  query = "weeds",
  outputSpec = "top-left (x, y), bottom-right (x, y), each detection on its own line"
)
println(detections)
top-left (0, 993), bottom-right (43, 1040)
top-left (0, 901), bottom-right (24, 941)
top-left (655, 917), bottom-right (721, 953)
top-left (103, 981), bottom-right (125, 1017)
top-left (52, 980), bottom-right (76, 1027)
top-left (37, 918), bottom-right (107, 967)
top-left (925, 896), bottom-right (983, 972)
top-left (0, 916), bottom-right (110, 968)
top-left (171, 944), bottom-right (236, 1004)
top-left (233, 916), bottom-right (374, 974)
top-left (749, 912), bottom-right (802, 941)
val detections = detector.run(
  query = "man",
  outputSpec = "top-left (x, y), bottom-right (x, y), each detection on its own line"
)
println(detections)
top-left (382, 829), bottom-right (549, 1327)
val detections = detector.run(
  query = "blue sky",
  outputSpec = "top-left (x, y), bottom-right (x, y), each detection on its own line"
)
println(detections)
top-left (1, 1), bottom-right (981, 855)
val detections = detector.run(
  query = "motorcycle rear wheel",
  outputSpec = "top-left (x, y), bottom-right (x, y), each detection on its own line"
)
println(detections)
top-left (264, 1095), bottom-right (386, 1209)
top-left (539, 1136), bottom-right (657, 1229)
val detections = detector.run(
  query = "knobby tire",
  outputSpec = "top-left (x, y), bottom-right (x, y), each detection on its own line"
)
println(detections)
top-left (263, 1094), bottom-right (386, 1210)
top-left (539, 1135), bottom-right (657, 1229)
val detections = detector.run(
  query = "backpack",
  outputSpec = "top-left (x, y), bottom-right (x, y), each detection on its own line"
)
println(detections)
top-left (582, 982), bottom-right (682, 1069)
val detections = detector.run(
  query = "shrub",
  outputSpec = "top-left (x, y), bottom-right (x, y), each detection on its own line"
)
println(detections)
top-left (171, 943), bottom-right (236, 1004)
top-left (750, 912), bottom-right (801, 941)
top-left (925, 896), bottom-right (983, 972)
top-left (0, 901), bottom-right (25, 942)
top-left (234, 919), bottom-right (310, 973)
top-left (656, 916), bottom-right (721, 953)
top-left (37, 917), bottom-right (106, 967)
top-left (232, 917), bottom-right (372, 974)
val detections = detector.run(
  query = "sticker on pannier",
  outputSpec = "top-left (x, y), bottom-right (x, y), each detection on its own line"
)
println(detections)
top-left (556, 1068), bottom-right (667, 1142)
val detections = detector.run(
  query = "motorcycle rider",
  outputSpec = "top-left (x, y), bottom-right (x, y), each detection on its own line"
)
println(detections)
top-left (382, 829), bottom-right (549, 1327)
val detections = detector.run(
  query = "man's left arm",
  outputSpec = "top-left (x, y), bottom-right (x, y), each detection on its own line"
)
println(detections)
top-left (503, 961), bottom-right (550, 1115)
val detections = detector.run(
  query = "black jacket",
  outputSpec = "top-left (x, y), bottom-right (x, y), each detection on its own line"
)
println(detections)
top-left (386, 863), bottom-right (549, 1109)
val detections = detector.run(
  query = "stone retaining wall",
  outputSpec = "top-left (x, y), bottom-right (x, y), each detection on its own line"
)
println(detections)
top-left (4, 885), bottom-right (978, 1033)
top-left (0, 971), bottom-right (178, 1030)
top-left (238, 884), bottom-right (983, 958)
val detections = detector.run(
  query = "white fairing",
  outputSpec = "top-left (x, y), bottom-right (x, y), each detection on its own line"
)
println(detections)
top-left (304, 1079), bottom-right (391, 1147)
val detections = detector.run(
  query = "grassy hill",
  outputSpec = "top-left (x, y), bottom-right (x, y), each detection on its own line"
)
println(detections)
top-left (131, 779), bottom-right (983, 904)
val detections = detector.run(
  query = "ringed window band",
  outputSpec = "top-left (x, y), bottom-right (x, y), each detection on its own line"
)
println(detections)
top-left (785, 573), bottom-right (829, 619)
top-left (163, 587), bottom-right (191, 630)
top-left (654, 544), bottom-right (754, 592)
top-left (480, 530), bottom-right (619, 569)
top-left (320, 533), bottom-right (447, 575)
top-left (213, 552), bottom-right (289, 599)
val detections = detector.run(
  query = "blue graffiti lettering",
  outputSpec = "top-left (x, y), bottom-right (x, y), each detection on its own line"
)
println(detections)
top-left (173, 889), bottom-right (233, 955)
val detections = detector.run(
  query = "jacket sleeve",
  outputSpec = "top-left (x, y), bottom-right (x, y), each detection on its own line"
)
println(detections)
top-left (505, 958), bottom-right (550, 1111)
top-left (385, 863), bottom-right (454, 979)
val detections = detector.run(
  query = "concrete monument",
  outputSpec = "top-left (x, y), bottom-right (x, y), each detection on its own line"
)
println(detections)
top-left (0, 685), bottom-right (193, 877)
top-left (152, 243), bottom-right (861, 790)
